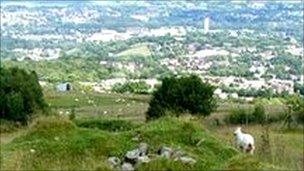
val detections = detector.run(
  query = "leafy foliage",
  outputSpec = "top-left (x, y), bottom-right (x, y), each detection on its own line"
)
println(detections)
top-left (146, 75), bottom-right (217, 120)
top-left (225, 104), bottom-right (266, 124)
top-left (284, 95), bottom-right (304, 126)
top-left (112, 81), bottom-right (151, 94)
top-left (0, 67), bottom-right (47, 123)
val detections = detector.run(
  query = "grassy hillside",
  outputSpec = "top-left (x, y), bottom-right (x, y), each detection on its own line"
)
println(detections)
top-left (1, 92), bottom-right (302, 170)
top-left (116, 44), bottom-right (152, 57)
top-left (0, 116), bottom-right (278, 170)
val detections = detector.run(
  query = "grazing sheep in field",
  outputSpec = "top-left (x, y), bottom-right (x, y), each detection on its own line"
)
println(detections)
top-left (234, 127), bottom-right (255, 154)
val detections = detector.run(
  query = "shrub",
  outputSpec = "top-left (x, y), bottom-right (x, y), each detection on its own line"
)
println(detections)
top-left (284, 95), bottom-right (304, 126)
top-left (112, 81), bottom-right (150, 94)
top-left (252, 104), bottom-right (266, 124)
top-left (225, 108), bottom-right (252, 124)
top-left (146, 75), bottom-right (217, 120)
top-left (225, 104), bottom-right (266, 124)
top-left (74, 118), bottom-right (139, 132)
top-left (0, 67), bottom-right (47, 123)
top-left (294, 83), bottom-right (304, 96)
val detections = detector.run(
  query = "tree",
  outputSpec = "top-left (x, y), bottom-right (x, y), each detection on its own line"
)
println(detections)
top-left (0, 67), bottom-right (47, 123)
top-left (284, 95), bottom-right (304, 127)
top-left (146, 75), bottom-right (217, 120)
top-left (112, 81), bottom-right (150, 94)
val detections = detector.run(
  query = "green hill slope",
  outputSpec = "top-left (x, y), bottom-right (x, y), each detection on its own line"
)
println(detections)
top-left (0, 116), bottom-right (277, 170)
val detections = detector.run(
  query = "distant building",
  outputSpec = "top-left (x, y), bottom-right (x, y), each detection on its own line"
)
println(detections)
top-left (204, 17), bottom-right (210, 33)
top-left (57, 82), bottom-right (72, 92)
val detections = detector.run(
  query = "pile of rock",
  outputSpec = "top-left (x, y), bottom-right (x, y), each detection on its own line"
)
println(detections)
top-left (107, 143), bottom-right (197, 171)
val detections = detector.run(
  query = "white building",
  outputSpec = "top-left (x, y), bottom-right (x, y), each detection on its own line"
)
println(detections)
top-left (204, 17), bottom-right (210, 33)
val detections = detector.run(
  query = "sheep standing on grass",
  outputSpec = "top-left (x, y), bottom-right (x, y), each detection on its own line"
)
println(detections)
top-left (234, 127), bottom-right (255, 154)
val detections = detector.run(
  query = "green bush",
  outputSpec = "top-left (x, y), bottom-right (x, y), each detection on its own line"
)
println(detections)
top-left (112, 81), bottom-right (150, 94)
top-left (146, 75), bottom-right (217, 120)
top-left (252, 104), bottom-right (266, 124)
top-left (225, 108), bottom-right (252, 124)
top-left (74, 118), bottom-right (139, 132)
top-left (225, 104), bottom-right (266, 124)
top-left (0, 67), bottom-right (47, 123)
top-left (285, 95), bottom-right (304, 126)
top-left (294, 83), bottom-right (304, 96)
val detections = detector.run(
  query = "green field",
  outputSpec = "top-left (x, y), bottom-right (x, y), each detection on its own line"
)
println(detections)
top-left (116, 44), bottom-right (152, 57)
top-left (0, 92), bottom-right (303, 170)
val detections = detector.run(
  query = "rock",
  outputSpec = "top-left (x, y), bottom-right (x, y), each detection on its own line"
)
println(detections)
top-left (138, 142), bottom-right (148, 156)
top-left (178, 156), bottom-right (197, 165)
top-left (172, 149), bottom-right (185, 159)
top-left (107, 157), bottom-right (121, 168)
top-left (125, 149), bottom-right (140, 164)
top-left (121, 162), bottom-right (134, 171)
top-left (158, 146), bottom-right (173, 159)
top-left (137, 155), bottom-right (150, 164)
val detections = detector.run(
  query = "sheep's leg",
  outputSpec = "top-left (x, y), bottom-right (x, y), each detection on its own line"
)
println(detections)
top-left (243, 147), bottom-right (247, 153)
top-left (250, 146), bottom-right (255, 155)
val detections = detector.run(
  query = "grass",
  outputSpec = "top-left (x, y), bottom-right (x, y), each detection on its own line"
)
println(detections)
top-left (45, 91), bottom-right (149, 122)
top-left (116, 44), bottom-right (152, 57)
top-left (74, 117), bottom-right (140, 132)
top-left (0, 92), bottom-right (303, 170)
top-left (204, 124), bottom-right (304, 170)
top-left (0, 115), bottom-right (278, 170)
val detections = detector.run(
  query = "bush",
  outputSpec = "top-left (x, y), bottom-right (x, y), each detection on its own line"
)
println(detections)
top-left (112, 81), bottom-right (150, 94)
top-left (285, 95), bottom-right (304, 126)
top-left (146, 75), bottom-right (217, 120)
top-left (74, 118), bottom-right (139, 132)
top-left (0, 67), bottom-right (47, 123)
top-left (294, 83), bottom-right (304, 96)
top-left (252, 104), bottom-right (266, 124)
top-left (225, 104), bottom-right (266, 124)
top-left (225, 108), bottom-right (252, 124)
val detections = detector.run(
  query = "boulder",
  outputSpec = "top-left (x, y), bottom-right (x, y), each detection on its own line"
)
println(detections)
top-left (137, 155), bottom-right (151, 164)
top-left (172, 149), bottom-right (185, 159)
top-left (158, 146), bottom-right (173, 159)
top-left (125, 149), bottom-right (140, 164)
top-left (107, 156), bottom-right (121, 168)
top-left (138, 142), bottom-right (149, 156)
top-left (121, 162), bottom-right (134, 171)
top-left (178, 156), bottom-right (197, 165)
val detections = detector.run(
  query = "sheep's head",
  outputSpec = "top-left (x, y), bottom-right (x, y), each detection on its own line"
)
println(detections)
top-left (233, 127), bottom-right (242, 136)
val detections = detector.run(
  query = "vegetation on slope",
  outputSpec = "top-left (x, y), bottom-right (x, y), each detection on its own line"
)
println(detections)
top-left (0, 116), bottom-right (277, 170)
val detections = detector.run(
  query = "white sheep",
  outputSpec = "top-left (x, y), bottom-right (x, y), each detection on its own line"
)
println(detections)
top-left (233, 127), bottom-right (255, 154)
